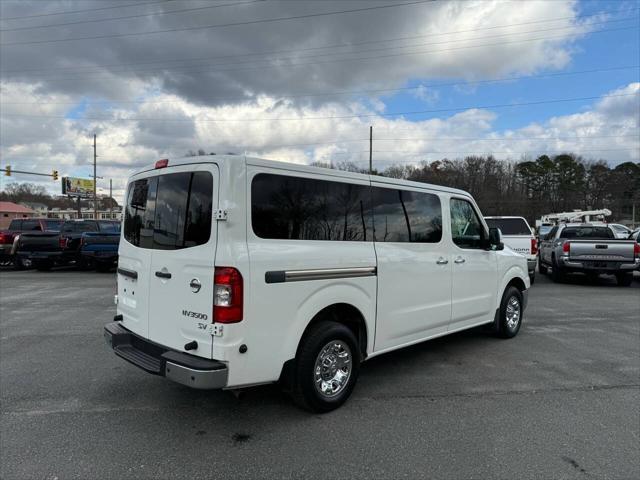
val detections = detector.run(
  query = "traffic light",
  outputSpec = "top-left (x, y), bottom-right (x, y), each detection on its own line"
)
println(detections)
top-left (52, 170), bottom-right (59, 181)
top-left (4, 165), bottom-right (10, 176)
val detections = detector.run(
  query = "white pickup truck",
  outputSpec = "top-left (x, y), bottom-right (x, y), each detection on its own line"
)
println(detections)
top-left (485, 216), bottom-right (537, 283)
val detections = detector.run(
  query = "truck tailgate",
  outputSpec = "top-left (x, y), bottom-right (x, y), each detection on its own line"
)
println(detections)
top-left (569, 240), bottom-right (635, 261)
top-left (17, 232), bottom-right (60, 252)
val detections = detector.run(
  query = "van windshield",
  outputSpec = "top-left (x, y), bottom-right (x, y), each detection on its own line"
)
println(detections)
top-left (485, 218), bottom-right (531, 235)
top-left (124, 171), bottom-right (213, 250)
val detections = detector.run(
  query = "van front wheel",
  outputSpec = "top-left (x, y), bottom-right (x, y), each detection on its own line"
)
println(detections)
top-left (496, 286), bottom-right (523, 339)
top-left (292, 321), bottom-right (360, 413)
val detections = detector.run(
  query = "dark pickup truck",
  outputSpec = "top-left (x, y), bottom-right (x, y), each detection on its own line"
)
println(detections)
top-left (16, 220), bottom-right (120, 270)
top-left (0, 218), bottom-right (63, 267)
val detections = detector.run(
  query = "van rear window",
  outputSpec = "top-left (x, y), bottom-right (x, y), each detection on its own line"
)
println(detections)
top-left (485, 218), bottom-right (531, 235)
top-left (124, 171), bottom-right (213, 250)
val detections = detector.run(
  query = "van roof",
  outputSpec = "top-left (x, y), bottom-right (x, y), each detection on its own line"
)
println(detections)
top-left (132, 155), bottom-right (470, 197)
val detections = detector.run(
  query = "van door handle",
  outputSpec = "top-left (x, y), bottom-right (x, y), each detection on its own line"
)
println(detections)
top-left (436, 257), bottom-right (449, 265)
top-left (155, 271), bottom-right (172, 279)
top-left (454, 257), bottom-right (466, 264)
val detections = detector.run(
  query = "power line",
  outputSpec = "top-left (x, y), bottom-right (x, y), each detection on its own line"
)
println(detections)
top-left (10, 24), bottom-right (637, 83)
top-left (0, 0), bottom-right (436, 47)
top-left (3, 8), bottom-right (634, 75)
top-left (3, 65), bottom-right (637, 106)
top-left (0, 0), bottom-right (265, 33)
top-left (3, 134), bottom-right (637, 159)
top-left (4, 92), bottom-right (637, 122)
top-left (0, 0), bottom-right (173, 22)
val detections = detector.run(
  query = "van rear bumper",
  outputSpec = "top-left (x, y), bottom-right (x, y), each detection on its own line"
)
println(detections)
top-left (104, 322), bottom-right (228, 390)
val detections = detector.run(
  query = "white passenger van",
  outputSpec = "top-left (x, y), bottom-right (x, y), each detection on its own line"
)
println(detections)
top-left (105, 156), bottom-right (530, 412)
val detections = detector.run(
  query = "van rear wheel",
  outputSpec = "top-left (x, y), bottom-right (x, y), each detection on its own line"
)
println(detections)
top-left (292, 321), bottom-right (360, 413)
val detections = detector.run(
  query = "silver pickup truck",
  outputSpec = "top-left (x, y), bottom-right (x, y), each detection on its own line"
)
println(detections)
top-left (538, 223), bottom-right (639, 286)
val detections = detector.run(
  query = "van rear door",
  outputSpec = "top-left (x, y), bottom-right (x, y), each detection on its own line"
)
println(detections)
top-left (119, 163), bottom-right (218, 359)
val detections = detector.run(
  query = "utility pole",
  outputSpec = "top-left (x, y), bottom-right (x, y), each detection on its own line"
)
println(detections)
top-left (109, 179), bottom-right (113, 219)
top-left (93, 134), bottom-right (97, 220)
top-left (369, 125), bottom-right (373, 174)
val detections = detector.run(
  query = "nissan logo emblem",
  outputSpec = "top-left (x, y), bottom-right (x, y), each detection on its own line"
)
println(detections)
top-left (189, 278), bottom-right (201, 293)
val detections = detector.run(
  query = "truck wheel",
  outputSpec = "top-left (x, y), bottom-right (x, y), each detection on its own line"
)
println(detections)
top-left (538, 258), bottom-right (548, 275)
top-left (551, 256), bottom-right (564, 283)
top-left (34, 260), bottom-right (52, 271)
top-left (495, 286), bottom-right (523, 339)
top-left (292, 320), bottom-right (360, 413)
top-left (616, 273), bottom-right (633, 287)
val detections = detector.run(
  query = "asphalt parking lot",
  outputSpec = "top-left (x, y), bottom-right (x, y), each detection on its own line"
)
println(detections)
top-left (1, 268), bottom-right (639, 480)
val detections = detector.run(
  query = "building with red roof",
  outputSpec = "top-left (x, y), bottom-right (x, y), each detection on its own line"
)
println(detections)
top-left (0, 202), bottom-right (36, 229)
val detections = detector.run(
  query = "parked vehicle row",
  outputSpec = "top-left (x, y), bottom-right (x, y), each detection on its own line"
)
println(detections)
top-left (538, 223), bottom-right (640, 286)
top-left (4, 219), bottom-right (120, 271)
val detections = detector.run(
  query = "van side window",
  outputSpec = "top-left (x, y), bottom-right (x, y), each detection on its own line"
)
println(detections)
top-left (450, 198), bottom-right (485, 249)
top-left (251, 173), bottom-right (372, 241)
top-left (124, 172), bottom-right (212, 249)
top-left (372, 187), bottom-right (442, 243)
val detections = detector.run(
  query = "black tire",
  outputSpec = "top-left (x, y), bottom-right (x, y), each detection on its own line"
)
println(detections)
top-left (292, 320), bottom-right (360, 413)
top-left (529, 273), bottom-right (535, 285)
top-left (550, 255), bottom-right (564, 283)
top-left (538, 257), bottom-right (548, 275)
top-left (95, 262), bottom-right (112, 273)
top-left (616, 273), bottom-right (633, 287)
top-left (34, 259), bottom-right (52, 271)
top-left (12, 256), bottom-right (23, 270)
top-left (77, 258), bottom-right (94, 271)
top-left (495, 286), bottom-right (523, 339)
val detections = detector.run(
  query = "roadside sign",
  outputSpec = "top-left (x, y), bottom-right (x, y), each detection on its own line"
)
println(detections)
top-left (62, 177), bottom-right (95, 197)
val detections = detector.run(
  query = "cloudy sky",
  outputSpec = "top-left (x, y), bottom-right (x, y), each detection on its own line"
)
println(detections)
top-left (1, 0), bottom-right (638, 201)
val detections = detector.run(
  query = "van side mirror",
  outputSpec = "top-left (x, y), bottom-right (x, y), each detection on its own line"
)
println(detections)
top-left (488, 227), bottom-right (504, 251)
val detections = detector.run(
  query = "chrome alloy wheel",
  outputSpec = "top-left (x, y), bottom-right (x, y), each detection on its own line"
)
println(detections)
top-left (505, 296), bottom-right (521, 329)
top-left (313, 340), bottom-right (352, 398)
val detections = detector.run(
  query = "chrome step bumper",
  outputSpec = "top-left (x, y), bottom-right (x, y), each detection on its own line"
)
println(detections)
top-left (104, 322), bottom-right (228, 390)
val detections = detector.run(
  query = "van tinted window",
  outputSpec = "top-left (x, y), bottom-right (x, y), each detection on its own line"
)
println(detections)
top-left (124, 172), bottom-right (213, 249)
top-left (251, 173), bottom-right (372, 241)
top-left (372, 187), bottom-right (442, 243)
top-left (485, 218), bottom-right (531, 235)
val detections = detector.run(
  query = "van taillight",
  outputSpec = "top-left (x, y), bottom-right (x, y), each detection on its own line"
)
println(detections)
top-left (531, 238), bottom-right (538, 255)
top-left (562, 242), bottom-right (570, 253)
top-left (59, 237), bottom-right (68, 249)
top-left (213, 267), bottom-right (243, 323)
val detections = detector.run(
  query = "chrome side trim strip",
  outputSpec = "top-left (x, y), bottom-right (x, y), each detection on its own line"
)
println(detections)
top-left (265, 266), bottom-right (376, 284)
